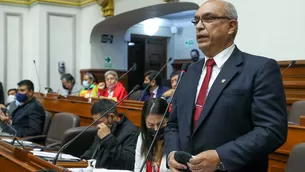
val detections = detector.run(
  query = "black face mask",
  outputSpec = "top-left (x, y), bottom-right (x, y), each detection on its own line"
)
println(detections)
top-left (147, 127), bottom-right (165, 141)
top-left (142, 83), bottom-right (150, 90)
top-left (62, 85), bottom-right (68, 90)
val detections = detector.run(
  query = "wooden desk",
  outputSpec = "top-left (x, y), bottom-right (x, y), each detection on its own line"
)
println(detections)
top-left (268, 125), bottom-right (305, 172)
top-left (0, 139), bottom-right (65, 171)
top-left (35, 93), bottom-right (143, 127)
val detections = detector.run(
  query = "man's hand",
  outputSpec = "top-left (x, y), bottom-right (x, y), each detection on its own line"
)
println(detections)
top-left (187, 150), bottom-right (220, 172)
top-left (0, 104), bottom-right (5, 109)
top-left (168, 151), bottom-right (188, 172)
top-left (97, 123), bottom-right (111, 139)
top-left (0, 112), bottom-right (11, 124)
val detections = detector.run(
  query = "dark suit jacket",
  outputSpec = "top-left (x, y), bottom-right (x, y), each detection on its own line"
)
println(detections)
top-left (0, 82), bottom-right (4, 104)
top-left (140, 86), bottom-right (169, 101)
top-left (4, 98), bottom-right (45, 137)
top-left (165, 47), bottom-right (288, 172)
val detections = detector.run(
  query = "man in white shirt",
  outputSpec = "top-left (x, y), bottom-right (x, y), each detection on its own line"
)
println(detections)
top-left (165, 1), bottom-right (287, 172)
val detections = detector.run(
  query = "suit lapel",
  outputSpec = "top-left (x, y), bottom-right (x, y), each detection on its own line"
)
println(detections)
top-left (186, 59), bottom-right (205, 129)
top-left (193, 48), bottom-right (244, 135)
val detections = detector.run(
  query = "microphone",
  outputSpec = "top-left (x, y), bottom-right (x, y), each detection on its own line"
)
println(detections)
top-left (33, 60), bottom-right (42, 93)
top-left (139, 63), bottom-right (189, 172)
top-left (118, 63), bottom-right (137, 80)
top-left (4, 123), bottom-right (26, 150)
top-left (281, 60), bottom-right (296, 75)
top-left (52, 84), bottom-right (141, 165)
top-left (138, 57), bottom-right (173, 101)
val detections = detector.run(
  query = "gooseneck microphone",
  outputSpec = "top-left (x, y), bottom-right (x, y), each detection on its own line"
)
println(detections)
top-left (281, 60), bottom-right (296, 75)
top-left (118, 63), bottom-right (137, 80)
top-left (4, 122), bottom-right (27, 150)
top-left (138, 57), bottom-right (173, 101)
top-left (33, 60), bottom-right (42, 93)
top-left (139, 63), bottom-right (189, 172)
top-left (53, 85), bottom-right (140, 165)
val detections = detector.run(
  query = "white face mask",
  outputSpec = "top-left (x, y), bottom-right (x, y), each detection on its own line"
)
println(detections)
top-left (6, 95), bottom-right (16, 104)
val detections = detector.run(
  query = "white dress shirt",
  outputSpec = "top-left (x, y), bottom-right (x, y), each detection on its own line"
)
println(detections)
top-left (151, 86), bottom-right (159, 98)
top-left (195, 44), bottom-right (236, 102)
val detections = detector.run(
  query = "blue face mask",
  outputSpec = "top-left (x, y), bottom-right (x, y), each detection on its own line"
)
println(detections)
top-left (16, 92), bottom-right (28, 103)
top-left (82, 80), bottom-right (90, 88)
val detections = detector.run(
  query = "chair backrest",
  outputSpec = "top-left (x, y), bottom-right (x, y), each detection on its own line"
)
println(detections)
top-left (43, 111), bottom-right (52, 135)
top-left (61, 126), bottom-right (98, 157)
top-left (46, 113), bottom-right (80, 146)
top-left (286, 143), bottom-right (305, 172)
top-left (129, 90), bottom-right (142, 100)
top-left (288, 101), bottom-right (305, 124)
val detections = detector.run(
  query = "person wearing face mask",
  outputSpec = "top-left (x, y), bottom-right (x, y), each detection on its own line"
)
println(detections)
top-left (162, 71), bottom-right (181, 103)
top-left (134, 98), bottom-right (170, 172)
top-left (139, 70), bottom-right (169, 102)
top-left (80, 99), bottom-right (138, 170)
top-left (59, 73), bottom-right (82, 96)
top-left (0, 80), bottom-right (45, 137)
top-left (97, 70), bottom-right (128, 102)
top-left (79, 72), bottom-right (98, 98)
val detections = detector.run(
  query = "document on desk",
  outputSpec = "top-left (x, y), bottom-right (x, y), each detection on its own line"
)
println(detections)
top-left (68, 169), bottom-right (131, 172)
top-left (1, 138), bottom-right (33, 146)
top-left (30, 151), bottom-right (80, 160)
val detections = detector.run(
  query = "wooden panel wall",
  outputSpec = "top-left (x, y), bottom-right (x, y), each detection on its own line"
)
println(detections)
top-left (280, 60), bottom-right (305, 106)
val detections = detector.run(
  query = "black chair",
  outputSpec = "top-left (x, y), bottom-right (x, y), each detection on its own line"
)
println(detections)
top-left (129, 90), bottom-right (142, 100)
top-left (24, 112), bottom-right (80, 148)
top-left (61, 126), bottom-right (98, 157)
top-left (288, 101), bottom-right (305, 124)
top-left (286, 143), bottom-right (305, 172)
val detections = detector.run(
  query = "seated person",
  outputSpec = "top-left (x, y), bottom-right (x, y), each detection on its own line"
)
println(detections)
top-left (6, 88), bottom-right (17, 106)
top-left (59, 73), bottom-right (82, 96)
top-left (79, 72), bottom-right (98, 98)
top-left (134, 98), bottom-right (170, 172)
top-left (97, 70), bottom-right (128, 102)
top-left (0, 80), bottom-right (45, 137)
top-left (162, 71), bottom-right (180, 103)
top-left (139, 70), bottom-right (169, 101)
top-left (81, 99), bottom-right (138, 170)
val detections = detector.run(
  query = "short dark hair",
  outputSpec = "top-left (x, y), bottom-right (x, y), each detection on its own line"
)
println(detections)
top-left (61, 73), bottom-right (75, 85)
top-left (7, 88), bottom-right (17, 95)
top-left (91, 99), bottom-right (118, 116)
top-left (144, 70), bottom-right (162, 86)
top-left (17, 80), bottom-right (34, 91)
top-left (140, 98), bottom-right (169, 161)
top-left (170, 71), bottom-right (180, 79)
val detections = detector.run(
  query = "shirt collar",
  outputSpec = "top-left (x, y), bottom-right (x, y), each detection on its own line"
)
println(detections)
top-left (204, 44), bottom-right (235, 69)
top-left (152, 86), bottom-right (159, 95)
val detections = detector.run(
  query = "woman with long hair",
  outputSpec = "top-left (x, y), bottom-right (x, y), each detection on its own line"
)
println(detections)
top-left (134, 98), bottom-right (170, 172)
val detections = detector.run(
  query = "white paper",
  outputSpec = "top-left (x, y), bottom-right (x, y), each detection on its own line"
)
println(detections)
top-left (1, 138), bottom-right (33, 146)
top-left (30, 151), bottom-right (80, 160)
top-left (93, 169), bottom-right (131, 172)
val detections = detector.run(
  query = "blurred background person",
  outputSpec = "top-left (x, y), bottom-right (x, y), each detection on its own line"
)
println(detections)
top-left (59, 73), bottom-right (82, 96)
top-left (162, 71), bottom-right (180, 103)
top-left (98, 70), bottom-right (128, 102)
top-left (79, 72), bottom-right (98, 98)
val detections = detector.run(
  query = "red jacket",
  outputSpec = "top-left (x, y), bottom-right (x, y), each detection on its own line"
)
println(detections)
top-left (98, 81), bottom-right (128, 102)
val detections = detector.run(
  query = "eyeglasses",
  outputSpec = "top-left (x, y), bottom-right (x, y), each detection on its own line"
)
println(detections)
top-left (191, 15), bottom-right (232, 26)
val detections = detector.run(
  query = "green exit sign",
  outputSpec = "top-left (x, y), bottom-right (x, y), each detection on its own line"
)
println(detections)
top-left (185, 39), bottom-right (194, 47)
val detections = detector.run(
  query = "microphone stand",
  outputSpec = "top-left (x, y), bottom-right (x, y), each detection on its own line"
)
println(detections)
top-left (4, 122), bottom-right (27, 150)
top-left (281, 60), bottom-right (296, 75)
top-left (118, 63), bottom-right (136, 80)
top-left (33, 60), bottom-right (42, 93)
top-left (52, 85), bottom-right (140, 165)
top-left (139, 64), bottom-right (189, 172)
top-left (138, 58), bottom-right (173, 101)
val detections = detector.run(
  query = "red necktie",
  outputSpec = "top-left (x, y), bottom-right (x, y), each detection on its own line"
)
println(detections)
top-left (150, 92), bottom-right (155, 98)
top-left (193, 59), bottom-right (216, 127)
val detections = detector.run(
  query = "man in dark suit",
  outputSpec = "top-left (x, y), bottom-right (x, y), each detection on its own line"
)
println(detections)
top-left (0, 80), bottom-right (45, 137)
top-left (165, 1), bottom-right (287, 172)
top-left (0, 82), bottom-right (4, 105)
top-left (139, 70), bottom-right (169, 101)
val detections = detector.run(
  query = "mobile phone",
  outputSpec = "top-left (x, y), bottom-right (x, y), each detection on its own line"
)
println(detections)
top-left (1, 108), bottom-right (8, 114)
